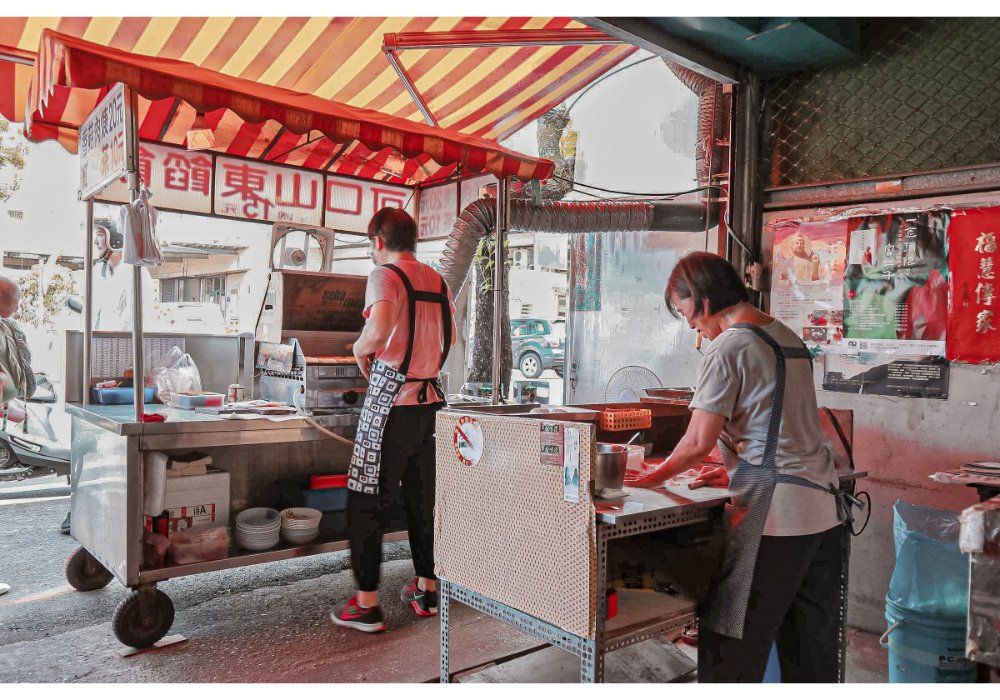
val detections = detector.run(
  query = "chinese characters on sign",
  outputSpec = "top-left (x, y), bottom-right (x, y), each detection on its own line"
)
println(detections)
top-left (79, 83), bottom-right (127, 200)
top-left (974, 233), bottom-right (997, 334)
top-left (95, 142), bottom-right (417, 232)
top-left (416, 174), bottom-right (495, 240)
top-left (215, 157), bottom-right (324, 225)
top-left (101, 143), bottom-right (213, 213)
top-left (324, 178), bottom-right (411, 233)
top-left (947, 207), bottom-right (1000, 362)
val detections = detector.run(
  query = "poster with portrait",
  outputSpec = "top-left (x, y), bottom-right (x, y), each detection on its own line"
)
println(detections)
top-left (768, 218), bottom-right (849, 351)
top-left (840, 211), bottom-right (949, 355)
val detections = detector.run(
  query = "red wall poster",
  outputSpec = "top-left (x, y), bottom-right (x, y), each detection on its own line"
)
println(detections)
top-left (947, 205), bottom-right (1000, 363)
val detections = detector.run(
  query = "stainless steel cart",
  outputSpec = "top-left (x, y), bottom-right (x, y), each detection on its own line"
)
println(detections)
top-left (63, 404), bottom-right (402, 648)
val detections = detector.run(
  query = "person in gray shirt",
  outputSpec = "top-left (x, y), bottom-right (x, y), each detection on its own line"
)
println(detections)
top-left (625, 252), bottom-right (848, 683)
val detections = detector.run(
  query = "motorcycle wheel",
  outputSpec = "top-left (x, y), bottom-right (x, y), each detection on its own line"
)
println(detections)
top-left (112, 589), bottom-right (174, 649)
top-left (65, 546), bottom-right (114, 591)
top-left (0, 440), bottom-right (16, 469)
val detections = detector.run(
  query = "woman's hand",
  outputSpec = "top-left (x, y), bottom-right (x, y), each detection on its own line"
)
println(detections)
top-left (355, 353), bottom-right (374, 381)
top-left (624, 458), bottom-right (671, 488)
top-left (689, 465), bottom-right (729, 489)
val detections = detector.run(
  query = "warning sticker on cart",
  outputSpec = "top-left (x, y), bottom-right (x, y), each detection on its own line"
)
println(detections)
top-left (540, 422), bottom-right (564, 467)
top-left (563, 427), bottom-right (580, 503)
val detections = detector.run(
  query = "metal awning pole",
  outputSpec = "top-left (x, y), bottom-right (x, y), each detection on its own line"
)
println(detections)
top-left (491, 177), bottom-right (508, 404)
top-left (83, 199), bottom-right (94, 407)
top-left (124, 86), bottom-right (144, 422)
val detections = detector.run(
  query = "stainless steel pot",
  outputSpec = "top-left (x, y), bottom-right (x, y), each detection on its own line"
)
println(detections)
top-left (595, 443), bottom-right (628, 493)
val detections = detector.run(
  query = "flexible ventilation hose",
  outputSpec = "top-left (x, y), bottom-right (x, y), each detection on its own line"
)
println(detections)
top-left (438, 198), bottom-right (710, 297)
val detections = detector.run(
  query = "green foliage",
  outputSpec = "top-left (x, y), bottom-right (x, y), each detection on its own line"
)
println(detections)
top-left (473, 235), bottom-right (496, 294)
top-left (0, 118), bottom-right (28, 202)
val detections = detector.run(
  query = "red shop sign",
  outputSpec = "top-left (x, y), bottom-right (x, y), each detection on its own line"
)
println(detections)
top-left (947, 205), bottom-right (1000, 363)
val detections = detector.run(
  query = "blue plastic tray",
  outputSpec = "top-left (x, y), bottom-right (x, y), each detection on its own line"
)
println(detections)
top-left (90, 386), bottom-right (157, 405)
top-left (303, 487), bottom-right (348, 512)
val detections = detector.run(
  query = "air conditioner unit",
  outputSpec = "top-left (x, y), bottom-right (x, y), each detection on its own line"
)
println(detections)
top-left (511, 248), bottom-right (533, 269)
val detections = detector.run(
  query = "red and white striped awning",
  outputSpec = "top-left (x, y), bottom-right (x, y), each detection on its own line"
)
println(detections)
top-left (0, 17), bottom-right (637, 186)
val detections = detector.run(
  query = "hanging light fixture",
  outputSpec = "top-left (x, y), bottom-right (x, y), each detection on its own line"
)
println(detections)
top-left (186, 111), bottom-right (216, 151)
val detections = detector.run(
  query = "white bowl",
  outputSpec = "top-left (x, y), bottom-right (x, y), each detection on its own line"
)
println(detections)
top-left (280, 507), bottom-right (322, 529)
top-left (281, 528), bottom-right (320, 545)
top-left (235, 529), bottom-right (280, 551)
top-left (236, 508), bottom-right (281, 530)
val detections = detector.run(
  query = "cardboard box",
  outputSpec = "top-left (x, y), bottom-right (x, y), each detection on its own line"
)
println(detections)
top-left (144, 468), bottom-right (230, 534)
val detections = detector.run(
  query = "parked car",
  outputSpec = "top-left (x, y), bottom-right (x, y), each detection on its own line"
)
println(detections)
top-left (510, 318), bottom-right (564, 379)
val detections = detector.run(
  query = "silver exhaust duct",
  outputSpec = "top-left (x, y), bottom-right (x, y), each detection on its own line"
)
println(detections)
top-left (439, 198), bottom-right (711, 296)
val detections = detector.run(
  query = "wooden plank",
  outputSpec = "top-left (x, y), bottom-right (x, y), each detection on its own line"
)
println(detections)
top-left (607, 589), bottom-right (696, 640)
top-left (458, 637), bottom-right (697, 683)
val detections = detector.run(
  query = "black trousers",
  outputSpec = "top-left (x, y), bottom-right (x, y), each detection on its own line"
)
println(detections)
top-left (698, 524), bottom-right (845, 683)
top-left (348, 402), bottom-right (441, 593)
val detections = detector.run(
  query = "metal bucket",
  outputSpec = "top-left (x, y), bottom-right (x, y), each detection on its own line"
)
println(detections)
top-left (595, 443), bottom-right (628, 493)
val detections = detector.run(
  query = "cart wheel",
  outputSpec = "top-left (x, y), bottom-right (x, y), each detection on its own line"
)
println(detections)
top-left (112, 589), bottom-right (175, 648)
top-left (65, 546), bottom-right (114, 591)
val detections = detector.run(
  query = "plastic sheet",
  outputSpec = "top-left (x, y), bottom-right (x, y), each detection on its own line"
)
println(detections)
top-left (150, 346), bottom-right (202, 406)
top-left (120, 188), bottom-right (163, 267)
top-left (888, 500), bottom-right (969, 616)
top-left (962, 496), bottom-right (1000, 665)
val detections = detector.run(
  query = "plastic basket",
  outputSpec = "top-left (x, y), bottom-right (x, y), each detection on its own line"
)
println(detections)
top-left (599, 407), bottom-right (651, 432)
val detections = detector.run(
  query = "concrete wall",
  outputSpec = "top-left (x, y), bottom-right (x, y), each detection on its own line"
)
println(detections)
top-left (763, 190), bottom-right (1000, 632)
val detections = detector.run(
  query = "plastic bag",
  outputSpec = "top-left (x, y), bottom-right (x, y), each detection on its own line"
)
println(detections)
top-left (887, 499), bottom-right (969, 616)
top-left (120, 187), bottom-right (163, 267)
top-left (150, 346), bottom-right (202, 406)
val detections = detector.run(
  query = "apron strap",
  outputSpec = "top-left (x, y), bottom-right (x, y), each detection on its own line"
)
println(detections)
top-left (730, 323), bottom-right (788, 467)
top-left (734, 323), bottom-right (858, 525)
top-left (382, 263), bottom-right (452, 400)
top-left (776, 472), bottom-right (860, 524)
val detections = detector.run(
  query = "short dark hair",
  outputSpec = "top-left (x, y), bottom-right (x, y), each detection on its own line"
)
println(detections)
top-left (665, 252), bottom-right (749, 319)
top-left (368, 207), bottom-right (417, 252)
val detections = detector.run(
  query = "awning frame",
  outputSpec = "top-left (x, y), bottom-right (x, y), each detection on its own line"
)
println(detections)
top-left (382, 28), bottom-right (625, 128)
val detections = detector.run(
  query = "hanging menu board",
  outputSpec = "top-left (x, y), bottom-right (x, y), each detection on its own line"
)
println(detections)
top-left (79, 83), bottom-right (127, 200)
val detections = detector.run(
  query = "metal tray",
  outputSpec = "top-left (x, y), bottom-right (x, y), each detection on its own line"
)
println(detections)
top-left (643, 387), bottom-right (695, 400)
top-left (516, 407), bottom-right (601, 422)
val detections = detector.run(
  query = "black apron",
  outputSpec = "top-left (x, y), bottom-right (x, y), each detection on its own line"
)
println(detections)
top-left (700, 323), bottom-right (854, 640)
top-left (347, 263), bottom-right (452, 495)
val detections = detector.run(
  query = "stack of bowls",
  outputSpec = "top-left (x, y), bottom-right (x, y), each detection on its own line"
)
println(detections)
top-left (279, 507), bottom-right (322, 545)
top-left (234, 507), bottom-right (281, 551)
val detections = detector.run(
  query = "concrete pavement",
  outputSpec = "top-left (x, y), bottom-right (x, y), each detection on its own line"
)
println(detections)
top-left (0, 493), bottom-right (888, 683)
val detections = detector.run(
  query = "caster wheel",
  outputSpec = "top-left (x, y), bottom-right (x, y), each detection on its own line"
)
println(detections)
top-left (65, 546), bottom-right (114, 591)
top-left (112, 589), bottom-right (175, 648)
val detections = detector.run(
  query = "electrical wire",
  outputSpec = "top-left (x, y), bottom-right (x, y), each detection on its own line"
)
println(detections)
top-left (851, 490), bottom-right (873, 537)
top-left (551, 175), bottom-right (723, 199)
top-left (565, 55), bottom-right (658, 116)
top-left (299, 411), bottom-right (358, 447)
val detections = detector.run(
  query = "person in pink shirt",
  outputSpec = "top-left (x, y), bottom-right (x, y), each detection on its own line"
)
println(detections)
top-left (331, 208), bottom-right (457, 633)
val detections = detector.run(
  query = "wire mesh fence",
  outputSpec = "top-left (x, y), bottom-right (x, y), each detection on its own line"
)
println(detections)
top-left (763, 18), bottom-right (1000, 188)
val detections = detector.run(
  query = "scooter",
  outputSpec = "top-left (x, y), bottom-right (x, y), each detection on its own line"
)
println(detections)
top-left (0, 373), bottom-right (71, 483)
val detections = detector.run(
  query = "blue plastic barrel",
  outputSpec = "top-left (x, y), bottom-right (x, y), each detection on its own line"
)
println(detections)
top-left (762, 642), bottom-right (781, 682)
top-left (882, 598), bottom-right (976, 682)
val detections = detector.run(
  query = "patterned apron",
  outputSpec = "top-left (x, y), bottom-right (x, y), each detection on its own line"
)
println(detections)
top-left (347, 263), bottom-right (452, 495)
top-left (700, 323), bottom-right (852, 640)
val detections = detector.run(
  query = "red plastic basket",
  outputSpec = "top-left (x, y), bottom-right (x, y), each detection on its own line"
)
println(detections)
top-left (599, 407), bottom-right (651, 432)
top-left (310, 474), bottom-right (349, 490)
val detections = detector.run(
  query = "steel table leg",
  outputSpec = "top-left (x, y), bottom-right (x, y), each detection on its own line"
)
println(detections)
top-left (440, 580), bottom-right (451, 683)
